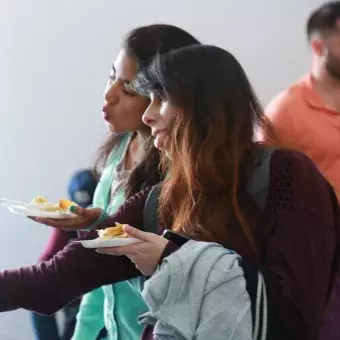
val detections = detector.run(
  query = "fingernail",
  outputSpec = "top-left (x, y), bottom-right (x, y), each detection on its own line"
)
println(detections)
top-left (123, 225), bottom-right (131, 232)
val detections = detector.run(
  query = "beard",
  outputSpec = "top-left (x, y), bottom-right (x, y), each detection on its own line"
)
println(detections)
top-left (325, 51), bottom-right (340, 81)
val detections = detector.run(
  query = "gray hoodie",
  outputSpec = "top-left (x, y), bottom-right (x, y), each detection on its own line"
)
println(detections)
top-left (139, 240), bottom-right (253, 340)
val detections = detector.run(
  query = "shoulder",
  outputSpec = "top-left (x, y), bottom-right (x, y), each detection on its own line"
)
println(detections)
top-left (126, 186), bottom-right (154, 207)
top-left (270, 148), bottom-right (323, 181)
top-left (268, 148), bottom-right (334, 224)
top-left (114, 186), bottom-right (154, 223)
top-left (265, 77), bottom-right (307, 121)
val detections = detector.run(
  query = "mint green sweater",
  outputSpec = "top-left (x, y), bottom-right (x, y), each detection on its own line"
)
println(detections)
top-left (72, 133), bottom-right (148, 340)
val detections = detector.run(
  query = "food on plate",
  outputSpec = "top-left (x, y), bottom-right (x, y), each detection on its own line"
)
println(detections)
top-left (97, 223), bottom-right (130, 239)
top-left (58, 199), bottom-right (78, 210)
top-left (31, 196), bottom-right (77, 212)
top-left (31, 196), bottom-right (48, 205)
top-left (31, 196), bottom-right (59, 212)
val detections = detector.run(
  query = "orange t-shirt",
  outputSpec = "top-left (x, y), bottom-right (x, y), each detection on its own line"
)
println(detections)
top-left (264, 74), bottom-right (340, 199)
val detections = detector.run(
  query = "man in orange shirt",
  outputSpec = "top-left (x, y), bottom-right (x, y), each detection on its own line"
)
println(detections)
top-left (264, 1), bottom-right (340, 199)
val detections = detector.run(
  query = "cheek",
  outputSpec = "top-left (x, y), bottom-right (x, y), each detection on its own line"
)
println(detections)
top-left (328, 38), bottom-right (340, 58)
top-left (160, 104), bottom-right (179, 126)
top-left (327, 51), bottom-right (340, 66)
top-left (111, 97), bottom-right (149, 132)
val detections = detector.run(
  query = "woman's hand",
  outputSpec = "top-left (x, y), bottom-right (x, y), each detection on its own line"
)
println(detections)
top-left (96, 225), bottom-right (169, 276)
top-left (29, 206), bottom-right (102, 230)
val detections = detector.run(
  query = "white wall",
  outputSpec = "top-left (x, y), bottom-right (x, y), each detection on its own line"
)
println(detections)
top-left (0, 0), bottom-right (325, 338)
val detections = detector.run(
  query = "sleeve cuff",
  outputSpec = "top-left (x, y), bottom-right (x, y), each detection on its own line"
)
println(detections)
top-left (158, 240), bottom-right (180, 265)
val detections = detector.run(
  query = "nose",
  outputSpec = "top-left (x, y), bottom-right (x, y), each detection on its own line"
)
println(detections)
top-left (104, 80), bottom-right (119, 105)
top-left (142, 100), bottom-right (157, 127)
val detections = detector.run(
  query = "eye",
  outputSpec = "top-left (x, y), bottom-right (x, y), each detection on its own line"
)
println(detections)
top-left (151, 92), bottom-right (163, 101)
top-left (107, 76), bottom-right (115, 89)
top-left (158, 93), bottom-right (168, 104)
top-left (123, 83), bottom-right (138, 97)
top-left (149, 91), bottom-right (167, 103)
top-left (109, 69), bottom-right (116, 81)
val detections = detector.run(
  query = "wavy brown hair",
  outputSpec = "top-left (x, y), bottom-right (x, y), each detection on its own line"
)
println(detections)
top-left (93, 24), bottom-right (200, 197)
top-left (135, 45), bottom-right (277, 247)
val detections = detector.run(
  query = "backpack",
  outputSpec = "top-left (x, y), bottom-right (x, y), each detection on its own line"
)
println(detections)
top-left (142, 146), bottom-right (276, 340)
top-left (143, 146), bottom-right (276, 232)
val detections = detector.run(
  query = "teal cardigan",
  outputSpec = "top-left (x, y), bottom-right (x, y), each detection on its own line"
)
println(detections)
top-left (72, 133), bottom-right (148, 340)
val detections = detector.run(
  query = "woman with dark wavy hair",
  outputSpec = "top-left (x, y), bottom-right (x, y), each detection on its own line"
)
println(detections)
top-left (29, 24), bottom-right (200, 340)
top-left (0, 45), bottom-right (338, 340)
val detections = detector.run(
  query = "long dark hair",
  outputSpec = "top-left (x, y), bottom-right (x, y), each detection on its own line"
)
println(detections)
top-left (135, 45), bottom-right (277, 247)
top-left (94, 24), bottom-right (200, 197)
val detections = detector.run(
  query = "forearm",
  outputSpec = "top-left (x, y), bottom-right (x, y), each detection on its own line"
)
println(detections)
top-left (39, 229), bottom-right (73, 262)
top-left (0, 187), bottom-right (152, 314)
top-left (96, 187), bottom-right (152, 230)
top-left (158, 240), bottom-right (179, 264)
top-left (0, 234), bottom-right (140, 314)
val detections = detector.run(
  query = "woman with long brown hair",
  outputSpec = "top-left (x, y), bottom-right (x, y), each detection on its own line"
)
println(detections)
top-left (96, 45), bottom-right (340, 339)
top-left (27, 24), bottom-right (201, 340)
top-left (0, 45), bottom-right (338, 340)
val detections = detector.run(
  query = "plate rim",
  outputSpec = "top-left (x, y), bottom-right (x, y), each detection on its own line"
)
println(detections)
top-left (7, 206), bottom-right (77, 219)
top-left (76, 237), bottom-right (139, 248)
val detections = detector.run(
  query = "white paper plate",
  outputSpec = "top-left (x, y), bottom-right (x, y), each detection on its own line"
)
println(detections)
top-left (0, 198), bottom-right (77, 219)
top-left (0, 198), bottom-right (50, 209)
top-left (76, 237), bottom-right (139, 248)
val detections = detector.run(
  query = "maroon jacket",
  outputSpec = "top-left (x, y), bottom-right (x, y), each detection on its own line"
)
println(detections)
top-left (39, 229), bottom-right (78, 262)
top-left (0, 149), bottom-right (339, 340)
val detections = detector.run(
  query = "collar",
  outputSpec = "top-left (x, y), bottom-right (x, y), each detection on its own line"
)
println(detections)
top-left (302, 73), bottom-right (339, 114)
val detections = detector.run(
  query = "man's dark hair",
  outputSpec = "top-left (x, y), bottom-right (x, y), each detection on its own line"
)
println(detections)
top-left (307, 1), bottom-right (340, 39)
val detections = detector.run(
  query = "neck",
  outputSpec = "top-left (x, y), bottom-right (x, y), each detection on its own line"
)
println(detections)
top-left (124, 126), bottom-right (150, 171)
top-left (134, 126), bottom-right (150, 146)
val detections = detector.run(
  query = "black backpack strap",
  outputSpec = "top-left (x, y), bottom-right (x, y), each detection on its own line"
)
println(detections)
top-left (143, 184), bottom-right (162, 234)
top-left (239, 261), bottom-right (258, 326)
top-left (143, 147), bottom-right (277, 233)
top-left (246, 146), bottom-right (276, 211)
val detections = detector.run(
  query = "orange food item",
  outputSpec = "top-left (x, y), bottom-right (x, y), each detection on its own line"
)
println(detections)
top-left (97, 223), bottom-right (129, 239)
top-left (31, 196), bottom-right (77, 212)
top-left (58, 199), bottom-right (77, 210)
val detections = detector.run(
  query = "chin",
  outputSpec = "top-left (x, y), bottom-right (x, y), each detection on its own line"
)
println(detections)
top-left (106, 122), bottom-right (119, 133)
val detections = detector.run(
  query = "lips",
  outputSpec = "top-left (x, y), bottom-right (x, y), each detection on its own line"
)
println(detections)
top-left (152, 129), bottom-right (167, 149)
top-left (102, 105), bottom-right (111, 121)
top-left (152, 129), bottom-right (166, 138)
